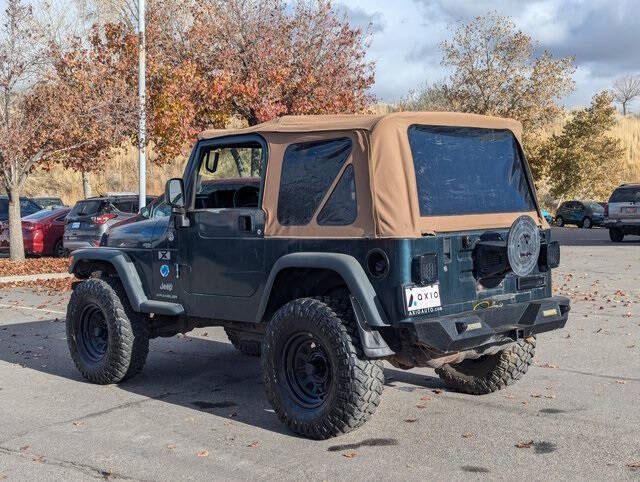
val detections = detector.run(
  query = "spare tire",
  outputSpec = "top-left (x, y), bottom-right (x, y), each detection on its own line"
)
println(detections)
top-left (507, 216), bottom-right (540, 277)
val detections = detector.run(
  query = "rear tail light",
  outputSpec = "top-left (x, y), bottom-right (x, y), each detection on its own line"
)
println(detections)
top-left (412, 254), bottom-right (438, 284)
top-left (538, 241), bottom-right (560, 271)
top-left (91, 213), bottom-right (117, 225)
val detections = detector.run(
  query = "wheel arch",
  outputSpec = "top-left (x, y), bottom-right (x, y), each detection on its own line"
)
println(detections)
top-left (69, 248), bottom-right (184, 316)
top-left (257, 253), bottom-right (390, 327)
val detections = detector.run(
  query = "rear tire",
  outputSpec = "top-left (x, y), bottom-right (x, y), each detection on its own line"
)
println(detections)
top-left (435, 337), bottom-right (536, 395)
top-left (609, 228), bottom-right (624, 242)
top-left (555, 216), bottom-right (564, 227)
top-left (262, 297), bottom-right (384, 439)
top-left (581, 217), bottom-right (592, 229)
top-left (225, 328), bottom-right (261, 357)
top-left (54, 239), bottom-right (68, 258)
top-left (66, 278), bottom-right (149, 384)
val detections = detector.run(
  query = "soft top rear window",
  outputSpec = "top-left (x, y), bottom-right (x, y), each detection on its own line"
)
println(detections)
top-left (408, 126), bottom-right (536, 216)
top-left (69, 200), bottom-right (106, 217)
top-left (609, 187), bottom-right (640, 203)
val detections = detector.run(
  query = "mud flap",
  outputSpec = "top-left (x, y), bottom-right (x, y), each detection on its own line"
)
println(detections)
top-left (350, 296), bottom-right (394, 358)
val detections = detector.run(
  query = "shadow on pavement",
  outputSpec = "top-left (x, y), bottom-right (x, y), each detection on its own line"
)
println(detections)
top-left (0, 319), bottom-right (443, 436)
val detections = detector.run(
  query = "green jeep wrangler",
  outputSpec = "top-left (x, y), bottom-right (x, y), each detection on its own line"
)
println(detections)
top-left (66, 112), bottom-right (569, 439)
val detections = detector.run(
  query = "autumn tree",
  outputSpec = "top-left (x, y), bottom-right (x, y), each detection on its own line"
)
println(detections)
top-left (612, 74), bottom-right (640, 115)
top-left (438, 13), bottom-right (575, 176)
top-left (395, 82), bottom-right (450, 112)
top-left (0, 0), bottom-right (132, 260)
top-left (541, 92), bottom-right (625, 200)
top-left (190, 0), bottom-right (375, 125)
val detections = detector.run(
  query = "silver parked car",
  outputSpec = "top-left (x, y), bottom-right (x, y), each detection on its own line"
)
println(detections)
top-left (603, 184), bottom-right (640, 242)
top-left (63, 194), bottom-right (154, 251)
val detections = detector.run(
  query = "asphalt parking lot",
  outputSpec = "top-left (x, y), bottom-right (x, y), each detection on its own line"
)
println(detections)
top-left (0, 228), bottom-right (639, 480)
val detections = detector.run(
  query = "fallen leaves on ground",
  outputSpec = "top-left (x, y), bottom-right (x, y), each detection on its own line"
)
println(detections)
top-left (342, 452), bottom-right (357, 459)
top-left (615, 380), bottom-right (627, 385)
top-left (0, 258), bottom-right (70, 277)
top-left (247, 441), bottom-right (259, 448)
top-left (197, 450), bottom-right (209, 458)
top-left (404, 418), bottom-right (418, 423)
top-left (515, 440), bottom-right (534, 449)
top-left (0, 277), bottom-right (74, 293)
top-left (462, 432), bottom-right (476, 438)
top-left (627, 461), bottom-right (640, 469)
top-left (167, 444), bottom-right (176, 450)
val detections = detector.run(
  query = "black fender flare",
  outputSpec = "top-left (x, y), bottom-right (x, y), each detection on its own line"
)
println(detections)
top-left (69, 248), bottom-right (184, 317)
top-left (256, 252), bottom-right (394, 358)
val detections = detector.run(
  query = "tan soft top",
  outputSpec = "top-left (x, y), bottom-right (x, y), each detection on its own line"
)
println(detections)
top-left (199, 112), bottom-right (523, 140)
top-left (198, 112), bottom-right (541, 238)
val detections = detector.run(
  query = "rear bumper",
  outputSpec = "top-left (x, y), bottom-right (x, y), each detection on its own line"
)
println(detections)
top-left (399, 296), bottom-right (570, 354)
top-left (603, 218), bottom-right (640, 227)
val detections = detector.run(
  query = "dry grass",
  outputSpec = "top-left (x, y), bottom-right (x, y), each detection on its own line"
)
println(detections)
top-left (22, 112), bottom-right (640, 206)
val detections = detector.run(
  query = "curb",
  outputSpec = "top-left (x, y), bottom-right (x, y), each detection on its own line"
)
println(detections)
top-left (0, 272), bottom-right (73, 283)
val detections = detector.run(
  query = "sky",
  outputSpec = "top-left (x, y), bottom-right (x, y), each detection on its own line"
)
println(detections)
top-left (338, 0), bottom-right (640, 109)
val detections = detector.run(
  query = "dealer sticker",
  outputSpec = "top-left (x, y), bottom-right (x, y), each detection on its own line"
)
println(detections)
top-left (405, 284), bottom-right (441, 315)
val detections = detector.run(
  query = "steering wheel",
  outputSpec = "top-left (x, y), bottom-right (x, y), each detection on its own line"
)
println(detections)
top-left (233, 186), bottom-right (259, 208)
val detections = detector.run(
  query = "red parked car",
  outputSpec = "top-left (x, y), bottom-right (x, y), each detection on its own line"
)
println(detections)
top-left (0, 207), bottom-right (71, 257)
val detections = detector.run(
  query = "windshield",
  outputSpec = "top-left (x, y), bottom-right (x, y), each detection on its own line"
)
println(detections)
top-left (69, 200), bottom-right (106, 217)
top-left (408, 126), bottom-right (536, 216)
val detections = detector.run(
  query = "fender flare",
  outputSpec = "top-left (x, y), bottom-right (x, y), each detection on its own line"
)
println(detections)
top-left (256, 252), bottom-right (394, 358)
top-left (69, 248), bottom-right (184, 317)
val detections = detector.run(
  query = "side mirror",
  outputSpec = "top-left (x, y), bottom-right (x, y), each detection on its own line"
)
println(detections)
top-left (165, 178), bottom-right (185, 209)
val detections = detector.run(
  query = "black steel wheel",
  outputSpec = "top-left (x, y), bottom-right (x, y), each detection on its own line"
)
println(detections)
top-left (66, 278), bottom-right (149, 384)
top-left (77, 304), bottom-right (109, 364)
top-left (555, 216), bottom-right (564, 227)
top-left (262, 297), bottom-right (384, 439)
top-left (582, 217), bottom-right (592, 229)
top-left (283, 333), bottom-right (332, 409)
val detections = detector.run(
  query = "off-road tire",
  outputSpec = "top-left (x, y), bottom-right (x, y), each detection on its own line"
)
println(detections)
top-left (609, 228), bottom-right (624, 243)
top-left (66, 278), bottom-right (149, 384)
top-left (555, 216), bottom-right (564, 227)
top-left (225, 328), bottom-right (262, 357)
top-left (262, 297), bottom-right (384, 439)
top-left (435, 337), bottom-right (536, 395)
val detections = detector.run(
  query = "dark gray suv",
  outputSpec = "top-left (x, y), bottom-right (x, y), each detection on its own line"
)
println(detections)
top-left (64, 194), bottom-right (154, 251)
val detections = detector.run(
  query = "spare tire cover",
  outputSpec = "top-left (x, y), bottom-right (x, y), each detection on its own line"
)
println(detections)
top-left (507, 216), bottom-right (540, 277)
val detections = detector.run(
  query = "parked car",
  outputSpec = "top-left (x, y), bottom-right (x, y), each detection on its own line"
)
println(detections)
top-left (34, 196), bottom-right (66, 209)
top-left (0, 196), bottom-right (42, 222)
top-left (66, 112), bottom-right (568, 439)
top-left (603, 183), bottom-right (640, 242)
top-left (0, 207), bottom-right (71, 257)
top-left (541, 208), bottom-right (553, 224)
top-left (64, 194), bottom-right (155, 251)
top-left (554, 201), bottom-right (604, 228)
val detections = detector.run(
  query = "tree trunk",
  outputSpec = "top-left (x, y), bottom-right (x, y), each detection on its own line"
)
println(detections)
top-left (7, 184), bottom-right (25, 261)
top-left (82, 171), bottom-right (92, 198)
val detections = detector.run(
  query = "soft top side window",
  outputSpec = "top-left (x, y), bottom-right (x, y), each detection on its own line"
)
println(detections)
top-left (278, 138), bottom-right (352, 226)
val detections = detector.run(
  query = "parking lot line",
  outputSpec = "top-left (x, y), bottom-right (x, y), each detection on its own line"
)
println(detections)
top-left (0, 303), bottom-right (66, 316)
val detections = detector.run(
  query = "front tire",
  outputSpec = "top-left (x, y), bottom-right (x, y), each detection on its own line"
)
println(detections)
top-left (609, 228), bottom-right (624, 242)
top-left (581, 217), bottom-right (592, 229)
top-left (66, 278), bottom-right (149, 384)
top-left (262, 298), bottom-right (384, 439)
top-left (555, 216), bottom-right (564, 227)
top-left (435, 337), bottom-right (536, 395)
